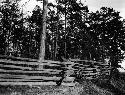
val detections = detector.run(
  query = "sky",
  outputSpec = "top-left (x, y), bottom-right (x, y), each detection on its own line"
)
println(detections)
top-left (84, 0), bottom-right (125, 18)
top-left (19, 0), bottom-right (125, 18)
top-left (19, 0), bottom-right (43, 16)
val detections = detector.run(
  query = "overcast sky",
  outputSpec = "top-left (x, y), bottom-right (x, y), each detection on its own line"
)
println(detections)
top-left (85, 0), bottom-right (125, 18)
top-left (19, 0), bottom-right (125, 18)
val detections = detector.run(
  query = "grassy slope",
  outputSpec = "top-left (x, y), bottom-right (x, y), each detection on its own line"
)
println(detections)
top-left (0, 80), bottom-right (114, 95)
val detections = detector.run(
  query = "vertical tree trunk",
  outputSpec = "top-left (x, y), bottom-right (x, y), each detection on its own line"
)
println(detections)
top-left (64, 2), bottom-right (67, 58)
top-left (39, 0), bottom-right (48, 62)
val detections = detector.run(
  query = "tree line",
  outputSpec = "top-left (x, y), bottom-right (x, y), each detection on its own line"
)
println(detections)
top-left (0, 0), bottom-right (125, 67)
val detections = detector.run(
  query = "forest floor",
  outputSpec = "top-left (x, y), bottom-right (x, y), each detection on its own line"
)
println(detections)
top-left (0, 79), bottom-right (118, 95)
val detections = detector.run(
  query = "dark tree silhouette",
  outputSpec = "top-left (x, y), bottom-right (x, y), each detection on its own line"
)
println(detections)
top-left (88, 7), bottom-right (125, 67)
top-left (0, 2), bottom-right (24, 57)
top-left (25, 5), bottom-right (43, 59)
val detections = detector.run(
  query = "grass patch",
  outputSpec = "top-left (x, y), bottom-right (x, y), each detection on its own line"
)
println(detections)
top-left (91, 78), bottom-right (125, 95)
top-left (0, 80), bottom-right (114, 95)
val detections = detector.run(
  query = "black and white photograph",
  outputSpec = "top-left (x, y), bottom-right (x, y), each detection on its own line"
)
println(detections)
top-left (0, 0), bottom-right (125, 94)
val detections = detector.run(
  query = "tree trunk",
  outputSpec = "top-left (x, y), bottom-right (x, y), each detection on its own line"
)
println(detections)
top-left (39, 0), bottom-right (48, 62)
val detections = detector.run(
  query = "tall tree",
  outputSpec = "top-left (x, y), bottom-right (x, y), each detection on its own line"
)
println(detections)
top-left (46, 2), bottom-right (65, 60)
top-left (55, 0), bottom-right (90, 59)
top-left (22, 5), bottom-right (43, 59)
top-left (39, 0), bottom-right (48, 62)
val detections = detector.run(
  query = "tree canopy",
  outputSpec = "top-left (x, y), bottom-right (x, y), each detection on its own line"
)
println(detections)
top-left (88, 7), bottom-right (125, 67)
top-left (0, 1), bottom-right (125, 67)
top-left (0, 2), bottom-right (24, 56)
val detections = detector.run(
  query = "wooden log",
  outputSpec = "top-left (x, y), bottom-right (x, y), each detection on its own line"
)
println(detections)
top-left (88, 73), bottom-right (98, 75)
top-left (44, 60), bottom-right (61, 64)
top-left (0, 82), bottom-right (56, 86)
top-left (0, 74), bottom-right (61, 79)
top-left (80, 70), bottom-right (93, 73)
top-left (0, 79), bottom-right (44, 82)
top-left (0, 59), bottom-right (61, 66)
top-left (69, 59), bottom-right (103, 64)
top-left (0, 76), bottom-right (61, 81)
top-left (0, 74), bottom-right (28, 79)
top-left (0, 69), bottom-right (62, 74)
top-left (0, 59), bottom-right (39, 66)
top-left (0, 64), bottom-right (32, 70)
